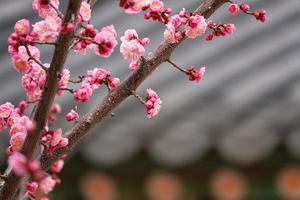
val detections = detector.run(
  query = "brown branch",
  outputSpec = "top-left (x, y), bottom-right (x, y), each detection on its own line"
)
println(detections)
top-left (0, 0), bottom-right (83, 199)
top-left (40, 0), bottom-right (228, 171)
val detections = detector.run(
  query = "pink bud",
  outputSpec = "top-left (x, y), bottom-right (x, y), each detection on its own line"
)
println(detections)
top-left (205, 34), bottom-right (214, 41)
top-left (228, 3), bottom-right (240, 16)
top-left (240, 4), bottom-right (250, 12)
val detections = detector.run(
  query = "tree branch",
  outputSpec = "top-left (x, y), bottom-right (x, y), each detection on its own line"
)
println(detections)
top-left (0, 0), bottom-right (83, 199)
top-left (40, 0), bottom-right (228, 171)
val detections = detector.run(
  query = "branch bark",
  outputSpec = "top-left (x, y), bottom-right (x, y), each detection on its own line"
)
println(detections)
top-left (40, 0), bottom-right (228, 170)
top-left (0, 0), bottom-right (82, 199)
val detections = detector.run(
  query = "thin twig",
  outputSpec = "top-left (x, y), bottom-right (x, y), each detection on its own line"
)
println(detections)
top-left (50, 3), bottom-right (64, 19)
top-left (166, 59), bottom-right (189, 74)
top-left (131, 90), bottom-right (145, 104)
top-left (57, 87), bottom-right (74, 93)
top-left (24, 44), bottom-right (48, 72)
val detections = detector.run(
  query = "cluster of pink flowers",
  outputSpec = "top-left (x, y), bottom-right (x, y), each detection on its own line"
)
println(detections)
top-left (228, 3), bottom-right (266, 23)
top-left (164, 9), bottom-right (207, 43)
top-left (205, 21), bottom-right (236, 41)
top-left (186, 65), bottom-right (206, 82)
top-left (0, 102), bottom-right (33, 154)
top-left (119, 0), bottom-right (172, 23)
top-left (120, 29), bottom-right (150, 71)
top-left (22, 64), bottom-right (47, 101)
top-left (8, 151), bottom-right (60, 199)
top-left (74, 25), bottom-right (118, 58)
top-left (41, 128), bottom-right (68, 153)
top-left (145, 89), bottom-right (162, 118)
top-left (74, 68), bottom-right (120, 102)
top-left (57, 69), bottom-right (70, 95)
top-left (65, 109), bottom-right (79, 122)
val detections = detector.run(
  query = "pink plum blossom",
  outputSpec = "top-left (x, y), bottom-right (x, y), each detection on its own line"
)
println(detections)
top-left (145, 88), bottom-right (162, 118)
top-left (50, 159), bottom-right (64, 173)
top-left (187, 65), bottom-right (205, 82)
top-left (120, 29), bottom-right (150, 70)
top-left (9, 132), bottom-right (26, 152)
top-left (94, 25), bottom-right (118, 57)
top-left (8, 152), bottom-right (28, 176)
top-left (65, 109), bottom-right (79, 122)
top-left (79, 1), bottom-right (91, 22)
top-left (185, 15), bottom-right (207, 39)
top-left (73, 82), bottom-right (93, 103)
top-left (39, 176), bottom-right (56, 194)
top-left (228, 3), bottom-right (240, 16)
top-left (32, 0), bottom-right (60, 19)
top-left (32, 16), bottom-right (61, 42)
top-left (57, 69), bottom-right (70, 95)
top-left (14, 19), bottom-right (30, 36)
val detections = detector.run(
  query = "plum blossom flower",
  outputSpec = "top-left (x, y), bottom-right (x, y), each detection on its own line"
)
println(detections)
top-left (0, 102), bottom-right (15, 118)
top-left (32, 16), bottom-right (61, 42)
top-left (79, 1), bottom-right (91, 22)
top-left (39, 176), bottom-right (56, 194)
top-left (94, 25), bottom-right (118, 57)
top-left (120, 29), bottom-right (150, 70)
top-left (119, 0), bottom-right (151, 14)
top-left (164, 11), bottom-right (189, 43)
top-left (12, 45), bottom-right (41, 74)
top-left (108, 77), bottom-right (120, 89)
top-left (74, 25), bottom-right (98, 55)
top-left (145, 88), bottom-right (162, 118)
top-left (65, 109), bottom-right (79, 122)
top-left (41, 128), bottom-right (68, 153)
top-left (50, 159), bottom-right (64, 173)
top-left (73, 82), bottom-right (93, 103)
top-left (26, 181), bottom-right (38, 195)
top-left (187, 65), bottom-right (205, 82)
top-left (9, 132), bottom-right (26, 152)
top-left (32, 0), bottom-right (60, 19)
top-left (14, 19), bottom-right (30, 36)
top-left (22, 64), bottom-right (47, 101)
top-left (228, 3), bottom-right (240, 16)
top-left (8, 152), bottom-right (28, 176)
top-left (185, 15), bottom-right (207, 39)
top-left (57, 69), bottom-right (70, 95)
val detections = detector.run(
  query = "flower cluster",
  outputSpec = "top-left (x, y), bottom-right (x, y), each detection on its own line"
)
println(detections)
top-left (145, 89), bottom-right (162, 118)
top-left (41, 128), bottom-right (68, 153)
top-left (65, 109), bottom-right (79, 122)
top-left (228, 3), bottom-right (266, 23)
top-left (0, 102), bottom-right (33, 154)
top-left (74, 25), bottom-right (118, 58)
top-left (74, 68), bottom-right (120, 102)
top-left (119, 0), bottom-right (172, 23)
top-left (186, 65), bottom-right (206, 82)
top-left (8, 151), bottom-right (60, 199)
top-left (205, 21), bottom-right (236, 41)
top-left (57, 69), bottom-right (70, 95)
top-left (164, 9), bottom-right (207, 43)
top-left (120, 29), bottom-right (150, 71)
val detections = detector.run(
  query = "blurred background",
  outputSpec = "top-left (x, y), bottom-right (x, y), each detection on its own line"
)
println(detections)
top-left (1, 0), bottom-right (300, 199)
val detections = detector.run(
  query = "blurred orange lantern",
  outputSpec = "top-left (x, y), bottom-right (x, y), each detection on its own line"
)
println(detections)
top-left (80, 172), bottom-right (117, 200)
top-left (277, 166), bottom-right (300, 200)
top-left (145, 171), bottom-right (183, 200)
top-left (210, 169), bottom-right (248, 200)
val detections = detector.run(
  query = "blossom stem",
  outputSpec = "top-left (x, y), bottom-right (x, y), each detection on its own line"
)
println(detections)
top-left (166, 59), bottom-right (189, 74)
top-left (69, 76), bottom-right (85, 84)
top-left (57, 87), bottom-right (74, 94)
top-left (50, 3), bottom-right (64, 19)
top-left (24, 44), bottom-right (48, 72)
top-left (131, 90), bottom-right (145, 105)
